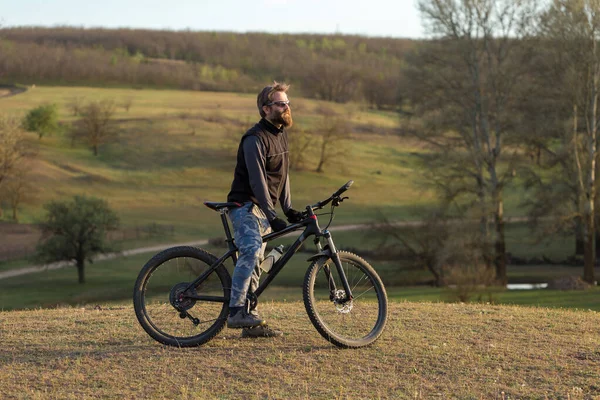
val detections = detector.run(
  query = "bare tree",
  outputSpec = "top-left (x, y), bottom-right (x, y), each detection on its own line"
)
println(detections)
top-left (404, 0), bottom-right (539, 285)
top-left (67, 96), bottom-right (86, 116)
top-left (373, 211), bottom-right (450, 286)
top-left (0, 162), bottom-right (36, 222)
top-left (526, 0), bottom-right (600, 284)
top-left (72, 100), bottom-right (118, 156)
top-left (305, 60), bottom-right (361, 103)
top-left (121, 96), bottom-right (134, 112)
top-left (0, 116), bottom-right (28, 187)
top-left (313, 108), bottom-right (351, 173)
top-left (287, 127), bottom-right (313, 171)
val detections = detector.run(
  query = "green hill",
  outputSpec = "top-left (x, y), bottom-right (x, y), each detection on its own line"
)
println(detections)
top-left (1, 85), bottom-right (433, 237)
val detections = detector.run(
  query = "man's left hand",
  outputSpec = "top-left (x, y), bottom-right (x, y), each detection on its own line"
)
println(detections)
top-left (285, 209), bottom-right (305, 223)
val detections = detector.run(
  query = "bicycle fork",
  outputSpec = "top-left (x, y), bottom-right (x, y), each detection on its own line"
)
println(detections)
top-left (318, 230), bottom-right (353, 303)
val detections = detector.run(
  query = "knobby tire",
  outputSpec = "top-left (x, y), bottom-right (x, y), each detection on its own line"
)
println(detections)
top-left (303, 251), bottom-right (388, 348)
top-left (133, 246), bottom-right (231, 347)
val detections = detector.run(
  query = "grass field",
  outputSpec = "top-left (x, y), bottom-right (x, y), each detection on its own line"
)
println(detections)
top-left (1, 245), bottom-right (598, 311)
top-left (1, 86), bottom-right (599, 399)
top-left (0, 85), bottom-right (435, 232)
top-left (1, 86), bottom-right (597, 313)
top-left (1, 302), bottom-right (598, 399)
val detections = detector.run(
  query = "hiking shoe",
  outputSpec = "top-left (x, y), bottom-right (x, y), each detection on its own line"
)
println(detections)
top-left (227, 311), bottom-right (265, 329)
top-left (241, 325), bottom-right (283, 338)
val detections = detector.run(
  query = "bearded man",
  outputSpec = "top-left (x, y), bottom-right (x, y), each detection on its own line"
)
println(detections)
top-left (226, 82), bottom-right (304, 338)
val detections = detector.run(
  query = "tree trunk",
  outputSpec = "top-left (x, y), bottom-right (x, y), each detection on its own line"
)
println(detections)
top-left (576, 216), bottom-right (585, 256)
top-left (77, 259), bottom-right (85, 284)
top-left (93, 144), bottom-right (98, 156)
top-left (426, 262), bottom-right (443, 287)
top-left (494, 198), bottom-right (507, 286)
top-left (583, 212), bottom-right (596, 284)
top-left (316, 139), bottom-right (326, 173)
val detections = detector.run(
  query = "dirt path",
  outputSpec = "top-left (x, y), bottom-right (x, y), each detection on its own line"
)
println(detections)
top-left (0, 85), bottom-right (28, 98)
top-left (0, 223), bottom-right (365, 280)
top-left (0, 217), bottom-right (529, 280)
top-left (0, 239), bottom-right (209, 280)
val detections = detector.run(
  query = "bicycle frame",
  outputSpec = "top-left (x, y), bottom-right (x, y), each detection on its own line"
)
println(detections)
top-left (182, 205), bottom-right (354, 306)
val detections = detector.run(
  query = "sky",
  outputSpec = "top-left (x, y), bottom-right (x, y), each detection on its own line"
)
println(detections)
top-left (0, 0), bottom-right (425, 39)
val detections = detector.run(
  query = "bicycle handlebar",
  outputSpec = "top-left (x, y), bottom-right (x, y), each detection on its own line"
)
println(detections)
top-left (309, 180), bottom-right (354, 211)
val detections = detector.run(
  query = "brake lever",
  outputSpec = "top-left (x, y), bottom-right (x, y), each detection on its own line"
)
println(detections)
top-left (331, 196), bottom-right (349, 207)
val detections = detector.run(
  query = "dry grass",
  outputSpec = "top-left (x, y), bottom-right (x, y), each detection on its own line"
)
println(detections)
top-left (1, 302), bottom-right (599, 399)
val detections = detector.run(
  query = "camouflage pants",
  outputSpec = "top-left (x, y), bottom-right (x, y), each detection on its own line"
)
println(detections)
top-left (228, 202), bottom-right (272, 308)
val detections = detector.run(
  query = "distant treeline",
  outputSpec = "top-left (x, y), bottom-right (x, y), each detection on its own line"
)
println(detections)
top-left (0, 27), bottom-right (414, 108)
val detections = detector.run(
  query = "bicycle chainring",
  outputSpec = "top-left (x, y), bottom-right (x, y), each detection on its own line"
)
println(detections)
top-left (169, 282), bottom-right (197, 311)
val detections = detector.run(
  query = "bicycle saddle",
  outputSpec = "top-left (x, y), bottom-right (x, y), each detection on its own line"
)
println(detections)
top-left (203, 201), bottom-right (242, 211)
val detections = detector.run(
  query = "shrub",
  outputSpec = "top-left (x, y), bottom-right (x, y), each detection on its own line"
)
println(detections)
top-left (23, 104), bottom-right (59, 139)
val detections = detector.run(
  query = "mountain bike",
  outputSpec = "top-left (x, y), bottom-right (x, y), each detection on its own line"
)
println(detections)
top-left (133, 180), bottom-right (388, 348)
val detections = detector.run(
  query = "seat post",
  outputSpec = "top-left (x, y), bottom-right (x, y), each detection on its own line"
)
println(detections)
top-left (220, 210), bottom-right (235, 251)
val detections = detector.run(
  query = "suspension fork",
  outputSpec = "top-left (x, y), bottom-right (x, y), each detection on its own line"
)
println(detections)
top-left (321, 230), bottom-right (353, 301)
top-left (314, 237), bottom-right (336, 296)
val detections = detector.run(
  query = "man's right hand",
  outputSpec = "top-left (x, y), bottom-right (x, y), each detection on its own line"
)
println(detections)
top-left (269, 217), bottom-right (287, 232)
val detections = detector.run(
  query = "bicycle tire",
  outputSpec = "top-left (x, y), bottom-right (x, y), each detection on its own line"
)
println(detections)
top-left (303, 251), bottom-right (388, 348)
top-left (133, 246), bottom-right (231, 347)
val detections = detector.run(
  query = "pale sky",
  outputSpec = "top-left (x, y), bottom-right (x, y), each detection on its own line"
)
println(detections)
top-left (0, 0), bottom-right (424, 38)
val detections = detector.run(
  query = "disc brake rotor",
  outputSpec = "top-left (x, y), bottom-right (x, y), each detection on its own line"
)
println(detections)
top-left (333, 289), bottom-right (353, 314)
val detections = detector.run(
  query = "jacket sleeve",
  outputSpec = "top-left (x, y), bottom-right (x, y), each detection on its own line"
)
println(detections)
top-left (279, 174), bottom-right (292, 215)
top-left (243, 135), bottom-right (278, 221)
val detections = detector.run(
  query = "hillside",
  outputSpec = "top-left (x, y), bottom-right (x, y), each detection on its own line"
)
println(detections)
top-left (0, 86), bottom-right (432, 235)
top-left (0, 27), bottom-right (414, 106)
top-left (0, 85), bottom-right (585, 279)
top-left (1, 302), bottom-right (598, 398)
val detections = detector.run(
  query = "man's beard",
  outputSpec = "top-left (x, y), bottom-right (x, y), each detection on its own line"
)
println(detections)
top-left (272, 110), bottom-right (293, 128)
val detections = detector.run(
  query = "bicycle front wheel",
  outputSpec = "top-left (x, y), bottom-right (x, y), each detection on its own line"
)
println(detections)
top-left (303, 251), bottom-right (388, 348)
top-left (133, 246), bottom-right (231, 347)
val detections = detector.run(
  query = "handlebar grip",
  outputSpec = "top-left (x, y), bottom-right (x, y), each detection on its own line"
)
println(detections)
top-left (332, 180), bottom-right (354, 197)
top-left (310, 180), bottom-right (354, 211)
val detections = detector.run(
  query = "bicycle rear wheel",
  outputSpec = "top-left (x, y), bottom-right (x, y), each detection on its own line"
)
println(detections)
top-left (303, 251), bottom-right (388, 348)
top-left (133, 246), bottom-right (231, 347)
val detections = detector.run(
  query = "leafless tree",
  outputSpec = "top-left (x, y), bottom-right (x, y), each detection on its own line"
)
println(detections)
top-left (313, 108), bottom-right (351, 173)
top-left (372, 211), bottom-right (450, 286)
top-left (0, 115), bottom-right (28, 187)
top-left (67, 96), bottom-right (86, 116)
top-left (0, 162), bottom-right (36, 222)
top-left (287, 127), bottom-right (313, 171)
top-left (72, 100), bottom-right (118, 156)
top-left (305, 60), bottom-right (361, 103)
top-left (121, 97), bottom-right (134, 112)
top-left (527, 0), bottom-right (600, 284)
top-left (404, 0), bottom-right (539, 285)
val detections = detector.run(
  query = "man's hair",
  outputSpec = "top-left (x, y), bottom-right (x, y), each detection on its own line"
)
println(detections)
top-left (257, 81), bottom-right (290, 118)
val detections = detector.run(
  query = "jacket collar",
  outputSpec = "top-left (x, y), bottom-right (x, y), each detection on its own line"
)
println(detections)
top-left (259, 118), bottom-right (285, 135)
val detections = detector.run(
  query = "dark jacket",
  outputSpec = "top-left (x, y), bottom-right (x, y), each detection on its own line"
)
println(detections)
top-left (227, 118), bottom-right (292, 220)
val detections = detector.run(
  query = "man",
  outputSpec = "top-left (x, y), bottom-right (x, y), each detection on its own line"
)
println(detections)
top-left (226, 82), bottom-right (304, 338)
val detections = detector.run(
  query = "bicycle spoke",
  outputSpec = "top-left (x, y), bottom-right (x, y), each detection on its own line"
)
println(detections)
top-left (305, 252), bottom-right (386, 347)
top-left (134, 246), bottom-right (230, 347)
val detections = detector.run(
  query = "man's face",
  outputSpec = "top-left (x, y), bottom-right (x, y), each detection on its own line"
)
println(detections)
top-left (265, 91), bottom-right (292, 128)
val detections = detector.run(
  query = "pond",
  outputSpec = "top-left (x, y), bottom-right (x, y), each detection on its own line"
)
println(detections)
top-left (506, 283), bottom-right (548, 290)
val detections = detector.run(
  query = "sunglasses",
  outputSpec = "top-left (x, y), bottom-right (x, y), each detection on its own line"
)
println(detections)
top-left (266, 101), bottom-right (291, 108)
